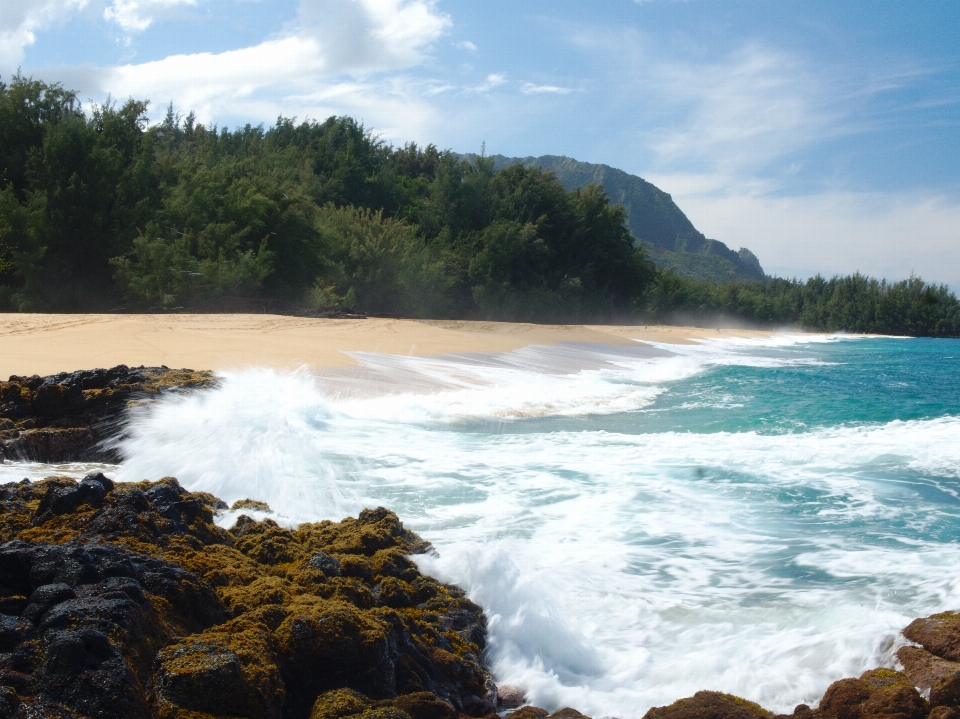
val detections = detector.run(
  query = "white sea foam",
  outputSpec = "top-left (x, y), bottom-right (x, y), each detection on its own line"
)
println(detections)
top-left (8, 334), bottom-right (958, 718)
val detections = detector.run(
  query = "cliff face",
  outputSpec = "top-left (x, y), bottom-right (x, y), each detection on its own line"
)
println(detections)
top-left (0, 474), bottom-right (496, 719)
top-left (480, 154), bottom-right (768, 283)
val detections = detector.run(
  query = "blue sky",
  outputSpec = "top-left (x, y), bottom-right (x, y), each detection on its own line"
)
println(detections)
top-left (3, 0), bottom-right (959, 286)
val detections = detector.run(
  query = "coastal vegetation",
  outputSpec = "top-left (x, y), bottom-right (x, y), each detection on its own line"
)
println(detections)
top-left (1, 74), bottom-right (958, 336)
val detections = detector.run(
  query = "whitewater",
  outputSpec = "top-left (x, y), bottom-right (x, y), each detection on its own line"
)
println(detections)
top-left (4, 334), bottom-right (959, 719)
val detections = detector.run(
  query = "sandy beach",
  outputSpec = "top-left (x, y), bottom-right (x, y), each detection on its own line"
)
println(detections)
top-left (0, 313), bottom-right (776, 377)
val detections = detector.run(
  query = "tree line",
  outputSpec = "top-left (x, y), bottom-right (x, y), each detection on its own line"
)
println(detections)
top-left (1, 74), bottom-right (958, 336)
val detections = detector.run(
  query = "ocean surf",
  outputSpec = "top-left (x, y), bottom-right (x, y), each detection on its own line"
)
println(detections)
top-left (4, 334), bottom-right (959, 719)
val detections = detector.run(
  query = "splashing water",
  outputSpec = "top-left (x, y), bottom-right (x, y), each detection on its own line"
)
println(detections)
top-left (7, 335), bottom-right (960, 719)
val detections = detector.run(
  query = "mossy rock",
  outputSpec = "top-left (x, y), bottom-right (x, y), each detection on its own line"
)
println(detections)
top-left (0, 474), bottom-right (496, 719)
top-left (309, 688), bottom-right (457, 719)
top-left (0, 366), bottom-right (216, 463)
top-left (643, 691), bottom-right (772, 719)
top-left (231, 499), bottom-right (271, 512)
top-left (903, 612), bottom-right (960, 662)
top-left (816, 671), bottom-right (926, 719)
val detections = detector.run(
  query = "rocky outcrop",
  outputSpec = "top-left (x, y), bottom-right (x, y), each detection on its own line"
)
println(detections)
top-left (0, 474), bottom-right (496, 719)
top-left (0, 366), bottom-right (215, 463)
top-left (632, 632), bottom-right (960, 719)
top-left (899, 613), bottom-right (960, 712)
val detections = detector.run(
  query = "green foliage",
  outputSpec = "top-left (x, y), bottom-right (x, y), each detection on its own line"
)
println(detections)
top-left (484, 153), bottom-right (767, 282)
top-left (1, 74), bottom-right (958, 336)
top-left (644, 272), bottom-right (960, 336)
top-left (312, 204), bottom-right (450, 317)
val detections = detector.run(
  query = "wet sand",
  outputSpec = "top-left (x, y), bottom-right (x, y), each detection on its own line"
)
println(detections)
top-left (0, 314), bottom-right (778, 377)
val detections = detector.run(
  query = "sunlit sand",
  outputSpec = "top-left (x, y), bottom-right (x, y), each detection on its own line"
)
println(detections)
top-left (0, 313), bottom-right (776, 377)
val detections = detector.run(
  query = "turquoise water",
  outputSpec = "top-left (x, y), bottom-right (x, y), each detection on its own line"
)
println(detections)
top-left (6, 335), bottom-right (960, 718)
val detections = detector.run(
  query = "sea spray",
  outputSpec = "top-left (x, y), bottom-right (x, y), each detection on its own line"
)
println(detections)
top-left (111, 368), bottom-right (362, 522)
top-left (9, 335), bottom-right (960, 718)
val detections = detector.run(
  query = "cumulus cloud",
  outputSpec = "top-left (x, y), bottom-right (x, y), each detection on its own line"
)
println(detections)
top-left (0, 0), bottom-right (88, 71)
top-left (41, 0), bottom-right (450, 146)
top-left (297, 0), bottom-right (450, 75)
top-left (40, 0), bottom-right (451, 141)
top-left (103, 0), bottom-right (198, 33)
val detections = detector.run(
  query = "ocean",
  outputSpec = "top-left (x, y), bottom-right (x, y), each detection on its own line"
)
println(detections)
top-left (3, 334), bottom-right (959, 718)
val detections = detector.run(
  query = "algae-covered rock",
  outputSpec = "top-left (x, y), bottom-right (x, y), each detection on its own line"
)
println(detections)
top-left (643, 691), bottom-right (772, 719)
top-left (930, 707), bottom-right (960, 719)
top-left (0, 474), bottom-right (495, 718)
top-left (898, 645), bottom-right (960, 708)
top-left (548, 710), bottom-right (592, 719)
top-left (904, 612), bottom-right (960, 663)
top-left (232, 498), bottom-right (272, 512)
top-left (309, 687), bottom-right (458, 719)
top-left (0, 365), bottom-right (215, 462)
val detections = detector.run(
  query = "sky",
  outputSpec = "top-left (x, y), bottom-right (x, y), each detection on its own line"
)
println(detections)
top-left (2, 0), bottom-right (959, 286)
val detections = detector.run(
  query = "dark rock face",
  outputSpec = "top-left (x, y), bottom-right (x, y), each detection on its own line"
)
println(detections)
top-left (0, 475), bottom-right (495, 719)
top-left (0, 365), bottom-right (215, 462)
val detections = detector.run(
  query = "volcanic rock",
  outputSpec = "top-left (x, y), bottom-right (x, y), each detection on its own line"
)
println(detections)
top-left (232, 498), bottom-right (272, 512)
top-left (815, 668), bottom-right (926, 719)
top-left (898, 645), bottom-right (960, 708)
top-left (0, 365), bottom-right (215, 462)
top-left (904, 613), bottom-right (960, 663)
top-left (497, 684), bottom-right (527, 708)
top-left (0, 474), bottom-right (495, 718)
top-left (510, 707), bottom-right (550, 719)
top-left (643, 690), bottom-right (773, 719)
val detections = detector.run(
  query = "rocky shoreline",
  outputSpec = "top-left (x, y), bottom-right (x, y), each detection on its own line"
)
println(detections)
top-left (0, 366), bottom-right (215, 463)
top-left (1, 368), bottom-right (959, 719)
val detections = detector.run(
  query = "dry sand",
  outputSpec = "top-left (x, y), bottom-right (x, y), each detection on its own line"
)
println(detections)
top-left (0, 314), bottom-right (777, 378)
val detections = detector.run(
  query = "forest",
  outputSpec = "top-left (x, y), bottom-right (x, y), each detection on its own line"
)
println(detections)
top-left (2, 74), bottom-right (958, 336)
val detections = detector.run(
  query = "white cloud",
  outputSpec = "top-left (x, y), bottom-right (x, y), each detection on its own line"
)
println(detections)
top-left (0, 0), bottom-right (88, 71)
top-left (298, 0), bottom-right (450, 75)
top-left (639, 43), bottom-right (841, 176)
top-left (469, 72), bottom-right (505, 93)
top-left (521, 82), bottom-right (572, 94)
top-left (570, 29), bottom-right (960, 285)
top-left (103, 0), bottom-right (197, 33)
top-left (456, 40), bottom-right (477, 51)
top-left (45, 0), bottom-right (450, 129)
top-left (649, 174), bottom-right (960, 288)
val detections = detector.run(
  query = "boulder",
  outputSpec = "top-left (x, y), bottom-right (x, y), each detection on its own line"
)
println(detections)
top-left (903, 613), bottom-right (960, 662)
top-left (309, 687), bottom-right (458, 719)
top-left (497, 684), bottom-right (527, 709)
top-left (898, 645), bottom-right (960, 708)
top-left (643, 691), bottom-right (772, 719)
top-left (549, 709), bottom-right (592, 718)
top-left (510, 708), bottom-right (550, 719)
top-left (815, 669), bottom-right (926, 719)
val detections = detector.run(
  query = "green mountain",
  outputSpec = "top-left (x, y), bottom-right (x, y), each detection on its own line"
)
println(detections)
top-left (481, 154), bottom-right (766, 283)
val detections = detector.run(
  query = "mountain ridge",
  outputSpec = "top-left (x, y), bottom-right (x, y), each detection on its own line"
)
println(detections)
top-left (465, 153), bottom-right (766, 283)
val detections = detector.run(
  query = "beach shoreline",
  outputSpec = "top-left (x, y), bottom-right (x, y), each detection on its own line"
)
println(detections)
top-left (0, 313), bottom-right (778, 378)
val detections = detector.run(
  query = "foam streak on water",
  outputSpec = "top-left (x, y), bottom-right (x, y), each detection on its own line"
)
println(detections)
top-left (8, 335), bottom-right (960, 719)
